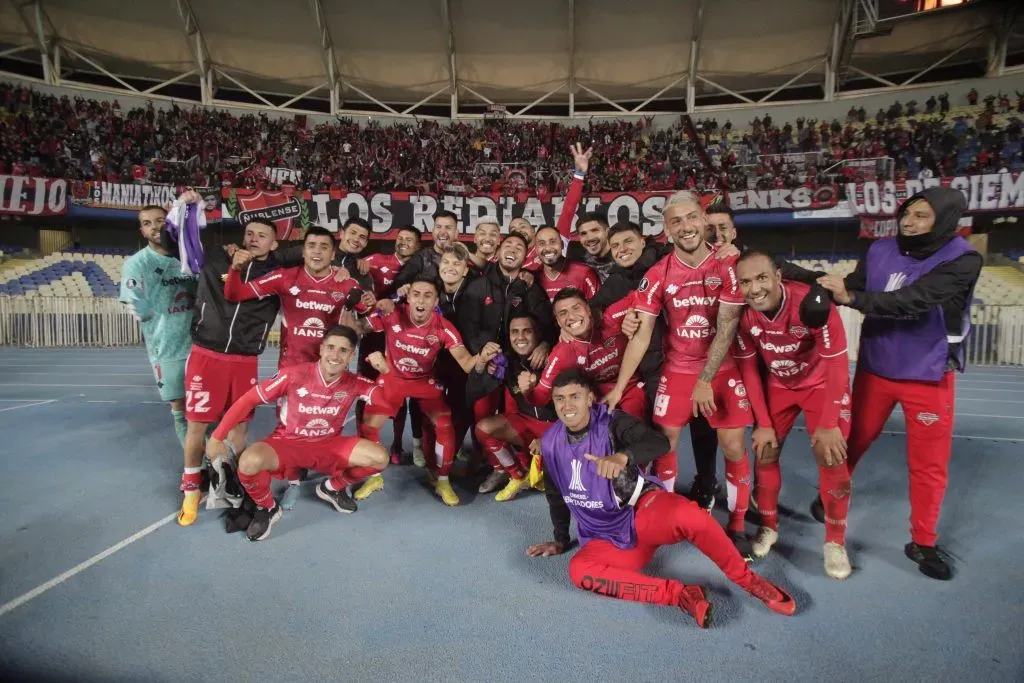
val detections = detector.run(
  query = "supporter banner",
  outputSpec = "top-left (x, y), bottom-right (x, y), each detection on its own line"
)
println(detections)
top-left (264, 167), bottom-right (301, 185)
top-left (847, 173), bottom-right (1024, 217)
top-left (859, 216), bottom-right (973, 239)
top-left (0, 176), bottom-right (67, 216)
top-left (222, 187), bottom-right (840, 240)
top-left (71, 182), bottom-right (223, 220)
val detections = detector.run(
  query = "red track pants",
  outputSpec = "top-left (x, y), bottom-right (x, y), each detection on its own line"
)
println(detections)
top-left (567, 490), bottom-right (755, 606)
top-left (847, 369), bottom-right (956, 547)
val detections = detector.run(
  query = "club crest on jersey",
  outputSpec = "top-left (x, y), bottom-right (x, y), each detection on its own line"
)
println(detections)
top-left (333, 391), bottom-right (349, 401)
top-left (603, 337), bottom-right (617, 348)
top-left (916, 412), bottom-right (940, 426)
top-left (789, 325), bottom-right (809, 338)
top-left (704, 276), bottom-right (722, 290)
top-left (331, 291), bottom-right (344, 302)
top-left (510, 297), bottom-right (522, 308)
top-left (733, 382), bottom-right (747, 397)
top-left (425, 335), bottom-right (440, 345)
top-left (638, 277), bottom-right (650, 292)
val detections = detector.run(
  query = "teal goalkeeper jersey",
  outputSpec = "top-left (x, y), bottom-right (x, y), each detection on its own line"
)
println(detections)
top-left (119, 247), bottom-right (198, 363)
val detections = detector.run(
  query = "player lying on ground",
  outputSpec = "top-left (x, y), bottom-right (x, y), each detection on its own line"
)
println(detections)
top-left (205, 325), bottom-right (388, 541)
top-left (527, 369), bottom-right (796, 628)
top-left (732, 250), bottom-right (854, 580)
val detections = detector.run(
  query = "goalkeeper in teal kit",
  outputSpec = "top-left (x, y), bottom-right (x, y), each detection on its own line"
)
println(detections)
top-left (119, 204), bottom-right (198, 445)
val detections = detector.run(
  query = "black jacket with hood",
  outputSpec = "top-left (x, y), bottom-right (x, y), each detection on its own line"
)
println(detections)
top-left (842, 186), bottom-right (982, 371)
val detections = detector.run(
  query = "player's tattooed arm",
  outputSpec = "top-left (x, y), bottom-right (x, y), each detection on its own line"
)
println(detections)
top-left (698, 303), bottom-right (742, 383)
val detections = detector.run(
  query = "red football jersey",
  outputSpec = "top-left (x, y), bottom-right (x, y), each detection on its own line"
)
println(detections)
top-left (533, 321), bottom-right (632, 404)
top-left (538, 261), bottom-right (600, 302)
top-left (364, 253), bottom-right (405, 297)
top-left (523, 246), bottom-right (542, 271)
top-left (634, 249), bottom-right (744, 375)
top-left (245, 266), bottom-right (362, 368)
top-left (368, 304), bottom-right (464, 380)
top-left (255, 362), bottom-right (379, 440)
top-left (733, 281), bottom-right (848, 391)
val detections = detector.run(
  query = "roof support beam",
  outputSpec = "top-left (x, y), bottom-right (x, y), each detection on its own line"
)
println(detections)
top-left (7, 0), bottom-right (57, 84)
top-left (986, 5), bottom-right (1017, 78)
top-left (441, 0), bottom-right (457, 118)
top-left (759, 60), bottom-right (823, 104)
top-left (902, 31), bottom-right (981, 86)
top-left (686, 0), bottom-right (708, 112)
top-left (695, 74), bottom-right (754, 104)
top-left (308, 0), bottom-right (342, 114)
top-left (568, 0), bottom-right (576, 117)
top-left (825, 0), bottom-right (856, 101)
top-left (175, 0), bottom-right (213, 104)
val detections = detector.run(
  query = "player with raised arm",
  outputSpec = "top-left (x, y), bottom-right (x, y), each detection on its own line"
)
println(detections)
top-left (206, 326), bottom-right (388, 541)
top-left (521, 288), bottom-right (647, 419)
top-left (526, 370), bottom-right (795, 627)
top-left (471, 313), bottom-right (556, 502)
top-left (732, 250), bottom-right (853, 579)
top-left (353, 277), bottom-right (499, 506)
top-left (119, 204), bottom-right (197, 446)
top-left (606, 191), bottom-right (754, 556)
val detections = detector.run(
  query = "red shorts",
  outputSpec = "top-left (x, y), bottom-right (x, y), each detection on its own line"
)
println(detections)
top-left (599, 382), bottom-right (647, 420)
top-left (652, 368), bottom-right (752, 430)
top-left (505, 411), bottom-right (555, 446)
top-left (184, 345), bottom-right (258, 423)
top-left (263, 434), bottom-right (359, 478)
top-left (767, 382), bottom-right (852, 442)
top-left (363, 373), bottom-right (448, 416)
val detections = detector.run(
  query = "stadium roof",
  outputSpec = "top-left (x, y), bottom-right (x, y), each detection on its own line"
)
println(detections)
top-left (0, 0), bottom-right (1020, 118)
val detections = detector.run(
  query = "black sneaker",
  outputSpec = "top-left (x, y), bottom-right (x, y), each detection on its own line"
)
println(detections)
top-left (809, 495), bottom-right (825, 524)
top-left (729, 531), bottom-right (754, 563)
top-left (688, 476), bottom-right (718, 512)
top-left (904, 542), bottom-right (953, 581)
top-left (246, 504), bottom-right (282, 542)
top-left (315, 480), bottom-right (358, 514)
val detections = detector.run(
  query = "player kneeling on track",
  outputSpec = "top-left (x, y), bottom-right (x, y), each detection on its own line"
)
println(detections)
top-left (471, 312), bottom-right (557, 502)
top-left (206, 325), bottom-right (388, 541)
top-left (733, 251), bottom-right (854, 579)
top-left (527, 369), bottom-right (796, 627)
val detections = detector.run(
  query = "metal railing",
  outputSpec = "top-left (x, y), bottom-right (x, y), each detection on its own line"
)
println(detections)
top-left (2, 296), bottom-right (1022, 367)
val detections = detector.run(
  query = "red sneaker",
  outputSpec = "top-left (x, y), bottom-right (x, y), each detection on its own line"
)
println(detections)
top-left (678, 585), bottom-right (714, 628)
top-left (746, 575), bottom-right (797, 616)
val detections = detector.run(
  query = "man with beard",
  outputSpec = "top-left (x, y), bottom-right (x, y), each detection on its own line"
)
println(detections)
top-left (363, 226), bottom-right (424, 464)
top-left (120, 204), bottom-right (197, 447)
top-left (816, 187), bottom-right (982, 581)
top-left (591, 221), bottom-right (723, 508)
top-left (468, 221), bottom-right (501, 271)
top-left (522, 287), bottom-right (647, 419)
top-left (508, 217), bottom-right (542, 271)
top-left (277, 217), bottom-right (374, 293)
top-left (389, 210), bottom-right (460, 293)
top-left (526, 369), bottom-right (796, 627)
top-left (534, 226), bottom-right (600, 301)
top-left (608, 191), bottom-right (755, 556)
top-left (470, 313), bottom-right (555, 502)
top-left (733, 250), bottom-right (853, 580)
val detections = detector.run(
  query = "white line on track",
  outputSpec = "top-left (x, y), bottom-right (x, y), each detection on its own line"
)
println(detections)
top-left (793, 426), bottom-right (1021, 443)
top-left (0, 504), bottom-right (194, 618)
top-left (893, 408), bottom-right (1024, 419)
top-left (0, 400), bottom-right (57, 413)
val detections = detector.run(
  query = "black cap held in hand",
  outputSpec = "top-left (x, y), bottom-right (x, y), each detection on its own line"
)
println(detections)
top-left (799, 283), bottom-right (831, 329)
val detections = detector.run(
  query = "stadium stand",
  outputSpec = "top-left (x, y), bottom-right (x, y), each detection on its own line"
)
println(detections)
top-left (0, 249), bottom-right (129, 297)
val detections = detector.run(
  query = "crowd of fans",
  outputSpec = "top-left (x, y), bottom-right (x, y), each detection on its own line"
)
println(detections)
top-left (1, 81), bottom-right (1022, 198)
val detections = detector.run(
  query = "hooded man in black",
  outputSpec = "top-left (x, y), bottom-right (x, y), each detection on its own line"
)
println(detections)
top-left (817, 186), bottom-right (982, 581)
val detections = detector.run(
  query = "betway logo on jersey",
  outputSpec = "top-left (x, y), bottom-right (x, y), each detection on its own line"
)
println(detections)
top-left (761, 340), bottom-right (801, 354)
top-left (294, 317), bottom-right (326, 338)
top-left (676, 315), bottom-right (714, 339)
top-left (298, 403), bottom-right (340, 416)
top-left (295, 299), bottom-right (335, 312)
top-left (588, 348), bottom-right (620, 377)
top-left (672, 295), bottom-right (717, 308)
top-left (296, 418), bottom-right (333, 438)
top-left (395, 340), bottom-right (430, 356)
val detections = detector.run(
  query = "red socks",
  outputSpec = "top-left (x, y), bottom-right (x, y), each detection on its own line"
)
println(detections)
top-left (653, 451), bottom-right (677, 483)
top-left (180, 467), bottom-right (203, 493)
top-left (725, 456), bottom-right (752, 533)
top-left (819, 464), bottom-right (852, 545)
top-left (329, 465), bottom-right (383, 490)
top-left (237, 469), bottom-right (275, 509)
top-left (754, 461), bottom-right (781, 531)
top-left (474, 425), bottom-right (526, 479)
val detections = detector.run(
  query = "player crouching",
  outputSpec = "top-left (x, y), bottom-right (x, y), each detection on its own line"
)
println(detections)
top-left (206, 326), bottom-right (388, 541)
top-left (733, 251), bottom-right (853, 579)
